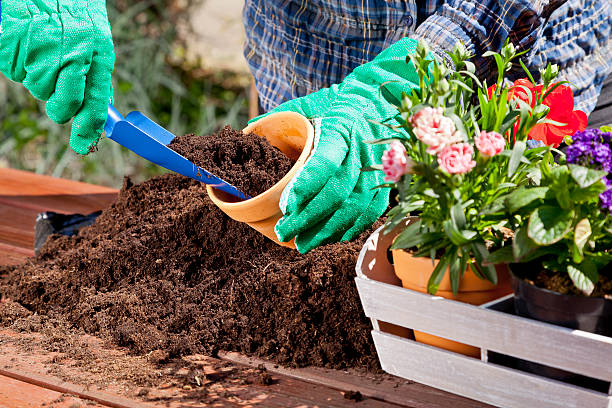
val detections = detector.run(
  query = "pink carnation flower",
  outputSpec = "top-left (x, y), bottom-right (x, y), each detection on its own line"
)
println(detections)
top-left (381, 140), bottom-right (413, 182)
top-left (410, 107), bottom-right (463, 155)
top-left (437, 143), bottom-right (476, 174)
top-left (475, 130), bottom-right (505, 157)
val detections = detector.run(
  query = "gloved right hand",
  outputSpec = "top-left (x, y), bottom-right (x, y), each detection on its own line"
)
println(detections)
top-left (0, 0), bottom-right (115, 154)
top-left (251, 38), bottom-right (424, 253)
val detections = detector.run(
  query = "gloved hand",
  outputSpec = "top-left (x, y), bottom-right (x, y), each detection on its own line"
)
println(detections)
top-left (0, 0), bottom-right (115, 154)
top-left (253, 37), bottom-right (423, 253)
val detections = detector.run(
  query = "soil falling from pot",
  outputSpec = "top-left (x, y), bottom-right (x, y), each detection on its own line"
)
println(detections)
top-left (1, 164), bottom-right (380, 371)
top-left (169, 126), bottom-right (294, 197)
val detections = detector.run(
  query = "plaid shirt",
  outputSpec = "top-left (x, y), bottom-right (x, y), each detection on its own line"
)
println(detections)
top-left (243, 0), bottom-right (611, 116)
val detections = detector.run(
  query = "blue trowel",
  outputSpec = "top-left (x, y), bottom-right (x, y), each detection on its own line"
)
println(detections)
top-left (104, 104), bottom-right (250, 200)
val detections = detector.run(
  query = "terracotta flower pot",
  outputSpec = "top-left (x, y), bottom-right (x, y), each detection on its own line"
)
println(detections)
top-left (392, 249), bottom-right (513, 357)
top-left (206, 112), bottom-right (315, 249)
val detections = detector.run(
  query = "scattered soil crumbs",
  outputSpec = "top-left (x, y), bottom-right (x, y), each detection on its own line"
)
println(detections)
top-left (344, 390), bottom-right (364, 401)
top-left (0, 173), bottom-right (380, 371)
top-left (0, 300), bottom-right (291, 405)
top-left (169, 126), bottom-right (294, 197)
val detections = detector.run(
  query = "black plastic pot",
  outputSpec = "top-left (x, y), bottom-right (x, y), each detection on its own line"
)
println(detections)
top-left (510, 267), bottom-right (612, 385)
top-left (511, 270), bottom-right (612, 336)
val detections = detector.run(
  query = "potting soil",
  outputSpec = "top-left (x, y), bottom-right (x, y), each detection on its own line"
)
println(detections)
top-left (0, 145), bottom-right (380, 371)
top-left (169, 126), bottom-right (294, 197)
top-left (533, 269), bottom-right (612, 298)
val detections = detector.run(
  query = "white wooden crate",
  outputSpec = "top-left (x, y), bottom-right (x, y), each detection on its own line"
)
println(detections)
top-left (354, 223), bottom-right (612, 408)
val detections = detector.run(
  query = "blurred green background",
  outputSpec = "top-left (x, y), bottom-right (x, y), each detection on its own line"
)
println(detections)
top-left (0, 0), bottom-right (250, 188)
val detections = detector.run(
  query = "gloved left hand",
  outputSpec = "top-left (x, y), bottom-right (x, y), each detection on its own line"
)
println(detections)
top-left (0, 0), bottom-right (115, 154)
top-left (253, 38), bottom-right (424, 253)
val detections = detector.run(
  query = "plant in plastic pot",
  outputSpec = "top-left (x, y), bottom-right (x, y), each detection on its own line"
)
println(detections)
top-left (485, 126), bottom-right (612, 380)
top-left (487, 127), bottom-right (612, 333)
top-left (368, 41), bottom-right (586, 356)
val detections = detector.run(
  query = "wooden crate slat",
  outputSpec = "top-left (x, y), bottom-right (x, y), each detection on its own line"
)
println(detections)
top-left (372, 331), bottom-right (611, 408)
top-left (356, 277), bottom-right (612, 382)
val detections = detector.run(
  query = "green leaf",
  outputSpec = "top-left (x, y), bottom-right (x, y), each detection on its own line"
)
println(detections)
top-left (471, 242), bottom-right (498, 284)
top-left (550, 166), bottom-right (571, 210)
top-left (499, 149), bottom-right (530, 164)
top-left (571, 182), bottom-right (607, 202)
top-left (505, 186), bottom-right (549, 213)
top-left (574, 218), bottom-right (591, 254)
top-left (569, 164), bottom-right (608, 188)
top-left (567, 262), bottom-right (598, 296)
top-left (451, 203), bottom-right (466, 229)
top-left (486, 246), bottom-right (515, 264)
top-left (428, 255), bottom-right (451, 294)
top-left (527, 206), bottom-right (574, 245)
top-left (449, 255), bottom-right (461, 296)
top-left (508, 141), bottom-right (526, 178)
top-left (390, 220), bottom-right (422, 250)
top-left (423, 189), bottom-right (439, 198)
top-left (363, 137), bottom-right (405, 145)
top-left (443, 220), bottom-right (477, 246)
top-left (555, 188), bottom-right (571, 210)
top-left (513, 228), bottom-right (540, 261)
top-left (361, 164), bottom-right (384, 172)
top-left (497, 182), bottom-right (517, 189)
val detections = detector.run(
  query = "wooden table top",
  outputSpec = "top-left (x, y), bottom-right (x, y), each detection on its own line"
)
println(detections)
top-left (0, 167), bottom-right (491, 408)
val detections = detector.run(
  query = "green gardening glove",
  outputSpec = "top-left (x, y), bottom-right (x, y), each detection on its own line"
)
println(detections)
top-left (254, 38), bottom-right (422, 253)
top-left (0, 0), bottom-right (115, 154)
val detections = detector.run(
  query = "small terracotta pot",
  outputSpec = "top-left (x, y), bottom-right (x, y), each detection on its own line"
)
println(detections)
top-left (392, 249), bottom-right (513, 357)
top-left (206, 112), bottom-right (315, 248)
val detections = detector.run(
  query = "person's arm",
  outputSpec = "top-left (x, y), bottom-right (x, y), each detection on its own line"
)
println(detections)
top-left (0, 0), bottom-right (115, 154)
top-left (412, 0), bottom-right (565, 79)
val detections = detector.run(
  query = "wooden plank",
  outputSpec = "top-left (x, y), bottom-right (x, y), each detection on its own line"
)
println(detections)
top-left (0, 169), bottom-right (118, 255)
top-left (0, 375), bottom-right (105, 408)
top-left (0, 367), bottom-right (154, 408)
top-left (0, 167), bottom-right (117, 216)
top-left (356, 277), bottom-right (612, 382)
top-left (0, 168), bottom-right (117, 197)
top-left (0, 244), bottom-right (32, 266)
top-left (0, 193), bottom-right (117, 216)
top-left (219, 351), bottom-right (491, 408)
top-left (372, 331), bottom-right (611, 408)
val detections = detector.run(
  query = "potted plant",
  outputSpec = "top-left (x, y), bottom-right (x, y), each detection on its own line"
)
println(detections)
top-left (482, 126), bottom-right (612, 380)
top-left (369, 41), bottom-right (586, 356)
top-left (487, 126), bottom-right (612, 331)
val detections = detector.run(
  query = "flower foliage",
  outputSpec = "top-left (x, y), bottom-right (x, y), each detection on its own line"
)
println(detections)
top-left (370, 40), bottom-right (587, 295)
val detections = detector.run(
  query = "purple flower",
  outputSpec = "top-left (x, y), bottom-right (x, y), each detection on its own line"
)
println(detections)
top-left (566, 129), bottom-right (612, 171)
top-left (600, 189), bottom-right (612, 215)
top-left (567, 128), bottom-right (612, 214)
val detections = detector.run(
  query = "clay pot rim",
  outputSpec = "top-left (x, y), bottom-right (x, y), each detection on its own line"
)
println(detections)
top-left (206, 111), bottom-right (315, 209)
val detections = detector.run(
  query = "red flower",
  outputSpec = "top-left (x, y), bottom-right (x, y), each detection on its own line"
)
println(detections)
top-left (487, 79), bottom-right (587, 147)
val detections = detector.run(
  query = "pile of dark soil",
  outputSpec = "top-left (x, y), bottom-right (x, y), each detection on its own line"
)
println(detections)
top-left (1, 168), bottom-right (379, 370)
top-left (169, 126), bottom-right (294, 197)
